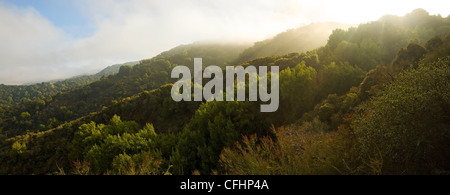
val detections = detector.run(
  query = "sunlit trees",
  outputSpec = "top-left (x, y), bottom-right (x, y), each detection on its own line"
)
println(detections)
top-left (171, 100), bottom-right (271, 174)
top-left (1, 9), bottom-right (450, 175)
top-left (71, 115), bottom-right (162, 174)
top-left (353, 57), bottom-right (450, 174)
top-left (276, 62), bottom-right (317, 124)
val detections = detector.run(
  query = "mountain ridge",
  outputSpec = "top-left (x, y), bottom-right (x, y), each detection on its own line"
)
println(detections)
top-left (0, 8), bottom-right (449, 175)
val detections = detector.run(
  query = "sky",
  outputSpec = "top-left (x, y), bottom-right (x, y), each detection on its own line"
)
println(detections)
top-left (0, 0), bottom-right (449, 85)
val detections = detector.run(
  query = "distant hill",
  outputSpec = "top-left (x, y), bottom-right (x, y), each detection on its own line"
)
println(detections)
top-left (94, 61), bottom-right (140, 77)
top-left (45, 61), bottom-right (140, 83)
top-left (0, 43), bottom-right (249, 137)
top-left (0, 61), bottom-right (138, 109)
top-left (232, 22), bottom-right (354, 64)
top-left (156, 42), bottom-right (250, 67)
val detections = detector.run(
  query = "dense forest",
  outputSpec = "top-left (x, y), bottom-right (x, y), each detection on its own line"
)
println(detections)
top-left (0, 9), bottom-right (449, 175)
top-left (0, 61), bottom-right (139, 109)
top-left (232, 22), bottom-right (354, 64)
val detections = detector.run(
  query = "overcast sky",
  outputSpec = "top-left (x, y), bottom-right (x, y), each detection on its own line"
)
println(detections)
top-left (0, 0), bottom-right (449, 85)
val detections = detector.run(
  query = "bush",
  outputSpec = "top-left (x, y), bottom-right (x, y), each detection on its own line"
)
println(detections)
top-left (353, 57), bottom-right (450, 174)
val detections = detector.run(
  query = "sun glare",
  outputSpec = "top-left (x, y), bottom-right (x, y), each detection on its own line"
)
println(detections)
top-left (315, 0), bottom-right (450, 24)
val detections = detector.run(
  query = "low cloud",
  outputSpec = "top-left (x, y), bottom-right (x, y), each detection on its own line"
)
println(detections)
top-left (0, 0), bottom-right (310, 85)
top-left (0, 0), bottom-right (449, 85)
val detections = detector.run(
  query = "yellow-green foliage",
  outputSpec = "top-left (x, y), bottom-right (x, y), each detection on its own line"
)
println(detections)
top-left (70, 115), bottom-right (163, 174)
top-left (219, 123), bottom-right (361, 175)
top-left (11, 141), bottom-right (27, 155)
top-left (220, 57), bottom-right (450, 175)
top-left (353, 57), bottom-right (450, 174)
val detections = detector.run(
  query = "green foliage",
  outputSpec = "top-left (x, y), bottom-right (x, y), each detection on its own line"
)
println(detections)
top-left (301, 87), bottom-right (360, 132)
top-left (110, 151), bottom-right (163, 175)
top-left (171, 101), bottom-right (271, 174)
top-left (220, 135), bottom-right (280, 175)
top-left (275, 62), bottom-right (317, 124)
top-left (11, 141), bottom-right (27, 155)
top-left (221, 57), bottom-right (450, 175)
top-left (219, 125), bottom-right (359, 175)
top-left (0, 62), bottom-right (138, 109)
top-left (317, 62), bottom-right (365, 99)
top-left (423, 34), bottom-right (450, 63)
top-left (0, 123), bottom-right (76, 175)
top-left (392, 43), bottom-right (427, 71)
top-left (0, 43), bottom-right (246, 138)
top-left (357, 66), bottom-right (394, 100)
top-left (353, 57), bottom-right (450, 174)
top-left (158, 43), bottom-right (249, 68)
top-left (1, 9), bottom-right (449, 175)
top-left (233, 22), bottom-right (353, 64)
top-left (95, 84), bottom-right (201, 134)
top-left (320, 9), bottom-right (450, 71)
top-left (220, 35), bottom-right (450, 175)
top-left (71, 115), bottom-right (161, 174)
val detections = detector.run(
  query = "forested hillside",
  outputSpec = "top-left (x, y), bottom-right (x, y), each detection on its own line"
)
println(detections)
top-left (0, 44), bottom-right (248, 138)
top-left (0, 9), bottom-right (449, 175)
top-left (233, 22), bottom-right (354, 64)
top-left (0, 61), bottom-right (138, 109)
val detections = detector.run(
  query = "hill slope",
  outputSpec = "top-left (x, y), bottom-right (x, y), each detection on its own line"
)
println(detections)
top-left (0, 61), bottom-right (138, 109)
top-left (233, 22), bottom-right (354, 64)
top-left (0, 43), bottom-right (249, 137)
top-left (0, 9), bottom-right (449, 175)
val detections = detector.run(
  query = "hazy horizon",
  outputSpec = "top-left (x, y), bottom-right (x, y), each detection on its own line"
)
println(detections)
top-left (0, 0), bottom-right (449, 85)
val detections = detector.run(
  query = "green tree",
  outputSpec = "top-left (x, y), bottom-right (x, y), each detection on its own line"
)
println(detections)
top-left (353, 57), bottom-right (450, 174)
top-left (172, 101), bottom-right (270, 174)
top-left (11, 141), bottom-right (27, 155)
top-left (275, 62), bottom-right (317, 124)
top-left (392, 43), bottom-right (426, 71)
top-left (318, 62), bottom-right (365, 99)
top-left (71, 116), bottom-right (160, 174)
